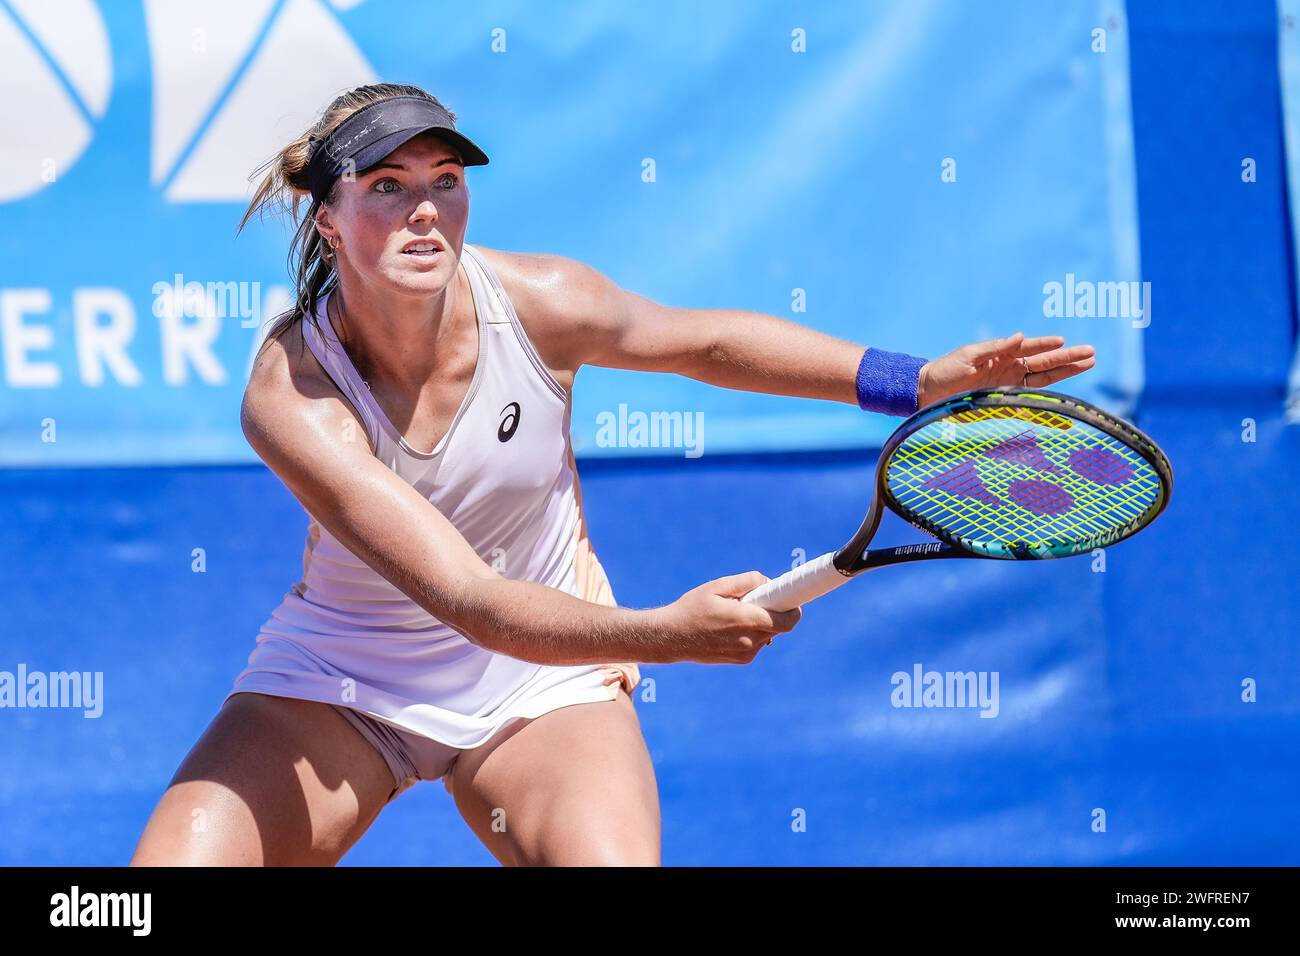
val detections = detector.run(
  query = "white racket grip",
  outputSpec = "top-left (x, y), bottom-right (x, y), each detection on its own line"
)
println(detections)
top-left (740, 551), bottom-right (849, 611)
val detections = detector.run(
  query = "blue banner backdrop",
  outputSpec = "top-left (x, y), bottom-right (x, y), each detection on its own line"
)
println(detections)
top-left (0, 0), bottom-right (1141, 466)
top-left (1279, 0), bottom-right (1300, 419)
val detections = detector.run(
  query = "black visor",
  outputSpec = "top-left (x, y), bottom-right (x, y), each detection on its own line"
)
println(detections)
top-left (307, 95), bottom-right (489, 203)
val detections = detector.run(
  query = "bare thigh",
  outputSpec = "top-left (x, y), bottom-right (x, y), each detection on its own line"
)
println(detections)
top-left (446, 688), bottom-right (661, 866)
top-left (129, 692), bottom-right (395, 866)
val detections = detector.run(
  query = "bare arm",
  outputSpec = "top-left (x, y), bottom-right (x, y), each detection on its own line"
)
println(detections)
top-left (241, 328), bottom-right (795, 666)
top-left (496, 252), bottom-right (1096, 407)
top-left (496, 251), bottom-right (863, 401)
top-left (600, 296), bottom-right (871, 403)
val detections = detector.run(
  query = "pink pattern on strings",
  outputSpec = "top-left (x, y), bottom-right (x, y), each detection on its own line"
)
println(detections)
top-left (1068, 446), bottom-right (1135, 484)
top-left (1008, 479), bottom-right (1074, 516)
top-left (981, 431), bottom-right (1061, 473)
top-left (923, 460), bottom-right (1004, 507)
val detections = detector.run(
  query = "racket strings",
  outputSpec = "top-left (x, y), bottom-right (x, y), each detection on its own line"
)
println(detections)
top-left (947, 405), bottom-right (1073, 430)
top-left (903, 430), bottom-right (1155, 539)
top-left (886, 415), bottom-right (1161, 557)
top-left (900, 421), bottom-right (1153, 516)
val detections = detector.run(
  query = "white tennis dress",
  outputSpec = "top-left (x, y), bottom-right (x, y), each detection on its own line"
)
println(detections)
top-left (226, 243), bottom-right (622, 749)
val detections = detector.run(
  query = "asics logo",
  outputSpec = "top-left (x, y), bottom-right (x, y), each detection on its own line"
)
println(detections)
top-left (498, 402), bottom-right (521, 442)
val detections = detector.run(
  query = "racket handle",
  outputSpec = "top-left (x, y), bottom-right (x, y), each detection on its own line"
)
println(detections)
top-left (740, 551), bottom-right (849, 611)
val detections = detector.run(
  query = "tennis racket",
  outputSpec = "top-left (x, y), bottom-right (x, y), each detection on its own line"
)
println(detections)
top-left (741, 386), bottom-right (1173, 611)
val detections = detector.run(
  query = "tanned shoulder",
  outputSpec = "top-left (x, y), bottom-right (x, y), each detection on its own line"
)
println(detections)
top-left (241, 317), bottom-right (371, 461)
top-left (469, 245), bottom-right (629, 380)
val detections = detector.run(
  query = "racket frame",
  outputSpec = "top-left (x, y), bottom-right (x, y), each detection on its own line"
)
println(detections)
top-left (740, 387), bottom-right (1174, 610)
top-left (837, 386), bottom-right (1174, 570)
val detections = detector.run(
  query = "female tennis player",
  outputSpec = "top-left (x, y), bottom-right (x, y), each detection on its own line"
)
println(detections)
top-left (130, 83), bottom-right (1094, 867)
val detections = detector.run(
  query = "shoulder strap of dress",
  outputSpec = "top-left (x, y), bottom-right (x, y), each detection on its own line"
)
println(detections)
top-left (299, 292), bottom-right (382, 451)
top-left (460, 243), bottom-right (568, 402)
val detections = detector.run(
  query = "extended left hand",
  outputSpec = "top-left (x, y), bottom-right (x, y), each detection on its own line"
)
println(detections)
top-left (917, 332), bottom-right (1095, 408)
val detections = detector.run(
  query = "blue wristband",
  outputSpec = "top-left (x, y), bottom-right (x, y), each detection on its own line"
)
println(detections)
top-left (855, 347), bottom-right (928, 417)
